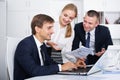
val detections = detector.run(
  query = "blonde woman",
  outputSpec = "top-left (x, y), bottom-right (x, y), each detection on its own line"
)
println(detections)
top-left (47, 3), bottom-right (78, 63)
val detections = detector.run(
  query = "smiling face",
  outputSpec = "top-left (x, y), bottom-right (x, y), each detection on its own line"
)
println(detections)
top-left (35, 22), bottom-right (54, 43)
top-left (59, 9), bottom-right (76, 27)
top-left (83, 14), bottom-right (99, 32)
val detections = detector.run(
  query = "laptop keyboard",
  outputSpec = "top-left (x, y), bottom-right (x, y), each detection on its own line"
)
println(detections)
top-left (72, 67), bottom-right (92, 73)
top-left (58, 65), bottom-right (94, 75)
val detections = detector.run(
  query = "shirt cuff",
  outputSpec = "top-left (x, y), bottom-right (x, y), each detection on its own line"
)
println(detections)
top-left (58, 64), bottom-right (62, 71)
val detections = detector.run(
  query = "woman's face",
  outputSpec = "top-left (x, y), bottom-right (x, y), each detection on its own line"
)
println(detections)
top-left (59, 9), bottom-right (76, 27)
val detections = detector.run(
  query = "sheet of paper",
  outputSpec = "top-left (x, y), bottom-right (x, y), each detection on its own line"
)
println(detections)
top-left (65, 46), bottom-right (94, 58)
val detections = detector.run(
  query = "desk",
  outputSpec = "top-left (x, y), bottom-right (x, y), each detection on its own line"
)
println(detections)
top-left (25, 72), bottom-right (120, 80)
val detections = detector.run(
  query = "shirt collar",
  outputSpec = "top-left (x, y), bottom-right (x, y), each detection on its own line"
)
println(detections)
top-left (33, 35), bottom-right (43, 47)
top-left (86, 28), bottom-right (95, 34)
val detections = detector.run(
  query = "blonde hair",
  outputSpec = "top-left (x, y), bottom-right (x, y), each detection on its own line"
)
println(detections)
top-left (62, 3), bottom-right (78, 38)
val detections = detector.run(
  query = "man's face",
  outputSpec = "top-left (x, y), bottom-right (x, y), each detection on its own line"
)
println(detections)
top-left (36, 22), bottom-right (54, 42)
top-left (83, 15), bottom-right (99, 32)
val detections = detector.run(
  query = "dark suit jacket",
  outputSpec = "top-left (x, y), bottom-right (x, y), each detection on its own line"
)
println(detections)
top-left (14, 35), bottom-right (59, 80)
top-left (72, 22), bottom-right (113, 64)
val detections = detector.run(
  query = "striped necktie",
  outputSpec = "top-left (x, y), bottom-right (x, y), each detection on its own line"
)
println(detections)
top-left (85, 32), bottom-right (90, 48)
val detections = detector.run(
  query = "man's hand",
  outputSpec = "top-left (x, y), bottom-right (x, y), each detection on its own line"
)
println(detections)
top-left (61, 62), bottom-right (77, 71)
top-left (75, 58), bottom-right (86, 68)
top-left (95, 48), bottom-right (106, 56)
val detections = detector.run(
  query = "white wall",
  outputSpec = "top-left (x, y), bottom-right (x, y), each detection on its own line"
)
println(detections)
top-left (7, 0), bottom-right (83, 38)
top-left (0, 1), bottom-right (8, 80)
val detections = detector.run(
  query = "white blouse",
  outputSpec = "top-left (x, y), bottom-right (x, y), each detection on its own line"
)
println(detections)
top-left (50, 21), bottom-right (76, 63)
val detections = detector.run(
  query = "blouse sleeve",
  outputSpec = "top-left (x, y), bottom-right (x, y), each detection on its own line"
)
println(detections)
top-left (61, 26), bottom-right (77, 63)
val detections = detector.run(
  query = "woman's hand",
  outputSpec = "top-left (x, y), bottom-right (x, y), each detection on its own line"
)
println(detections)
top-left (47, 41), bottom-right (61, 50)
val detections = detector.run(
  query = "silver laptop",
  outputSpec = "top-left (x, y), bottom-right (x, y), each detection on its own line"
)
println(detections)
top-left (58, 45), bottom-right (120, 76)
top-left (58, 61), bottom-right (101, 76)
top-left (58, 64), bottom-right (97, 75)
top-left (58, 57), bottom-right (102, 75)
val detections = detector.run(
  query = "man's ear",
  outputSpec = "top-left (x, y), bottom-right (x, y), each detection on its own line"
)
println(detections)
top-left (35, 26), bottom-right (40, 33)
top-left (95, 21), bottom-right (99, 27)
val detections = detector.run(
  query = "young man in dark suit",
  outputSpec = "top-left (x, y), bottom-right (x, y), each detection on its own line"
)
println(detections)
top-left (14, 14), bottom-right (86, 80)
top-left (72, 10), bottom-right (113, 65)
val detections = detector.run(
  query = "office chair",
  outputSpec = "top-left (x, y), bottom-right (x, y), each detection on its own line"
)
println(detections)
top-left (6, 37), bottom-right (22, 80)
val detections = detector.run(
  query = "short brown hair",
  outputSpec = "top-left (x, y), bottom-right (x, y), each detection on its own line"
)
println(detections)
top-left (31, 14), bottom-right (54, 34)
top-left (87, 10), bottom-right (100, 21)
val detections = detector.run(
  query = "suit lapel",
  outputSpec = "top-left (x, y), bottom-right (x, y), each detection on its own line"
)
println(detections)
top-left (95, 26), bottom-right (101, 50)
top-left (30, 35), bottom-right (41, 64)
top-left (80, 25), bottom-right (86, 46)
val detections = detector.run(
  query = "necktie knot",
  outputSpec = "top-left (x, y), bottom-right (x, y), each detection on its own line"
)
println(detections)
top-left (40, 43), bottom-right (46, 52)
top-left (40, 44), bottom-right (44, 49)
top-left (87, 32), bottom-right (90, 36)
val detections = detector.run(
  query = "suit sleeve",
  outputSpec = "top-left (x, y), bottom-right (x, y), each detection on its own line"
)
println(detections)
top-left (14, 41), bottom-right (59, 77)
top-left (104, 27), bottom-right (113, 49)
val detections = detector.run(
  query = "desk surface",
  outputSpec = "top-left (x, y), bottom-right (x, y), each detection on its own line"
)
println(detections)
top-left (25, 72), bottom-right (120, 80)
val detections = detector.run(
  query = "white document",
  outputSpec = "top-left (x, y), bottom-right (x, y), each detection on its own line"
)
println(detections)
top-left (64, 46), bottom-right (94, 62)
